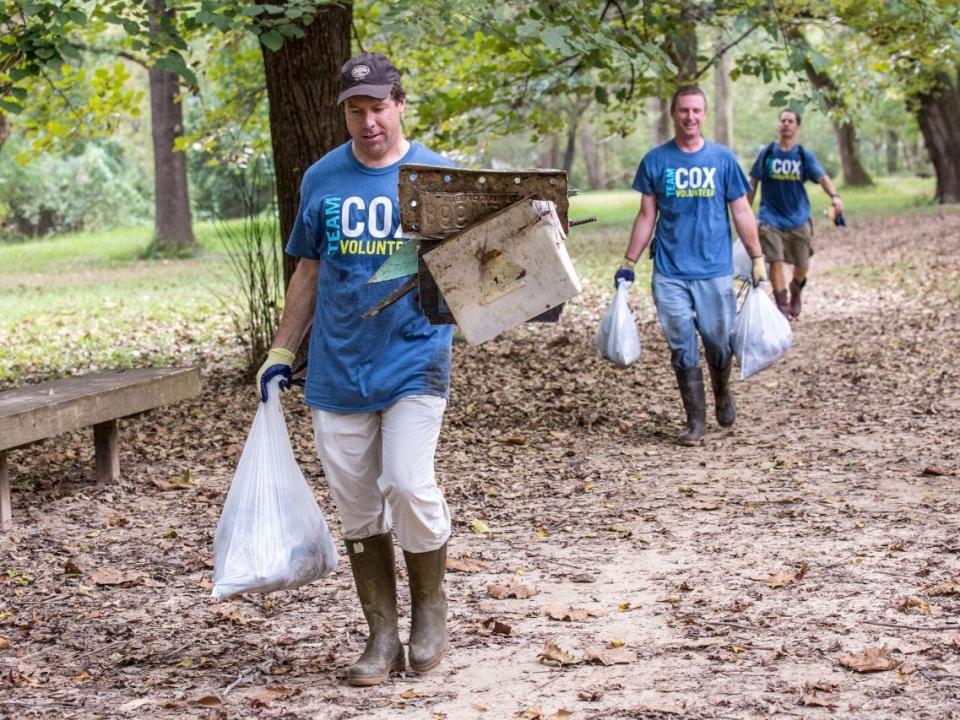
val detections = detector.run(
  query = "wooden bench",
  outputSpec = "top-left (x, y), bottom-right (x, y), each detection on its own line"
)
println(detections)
top-left (0, 367), bottom-right (201, 530)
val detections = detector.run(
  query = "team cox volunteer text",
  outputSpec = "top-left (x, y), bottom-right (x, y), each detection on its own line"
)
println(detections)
top-left (323, 195), bottom-right (406, 257)
top-left (665, 166), bottom-right (718, 198)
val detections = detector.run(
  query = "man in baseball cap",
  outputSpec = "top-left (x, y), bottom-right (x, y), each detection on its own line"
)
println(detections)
top-left (256, 50), bottom-right (456, 687)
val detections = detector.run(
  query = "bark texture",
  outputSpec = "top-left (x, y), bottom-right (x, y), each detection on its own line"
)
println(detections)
top-left (713, 30), bottom-right (734, 148)
top-left (148, 0), bottom-right (195, 250)
top-left (580, 123), bottom-right (603, 190)
top-left (260, 3), bottom-right (351, 284)
top-left (914, 70), bottom-right (960, 204)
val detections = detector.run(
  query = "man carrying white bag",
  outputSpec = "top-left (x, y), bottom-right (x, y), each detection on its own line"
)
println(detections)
top-left (211, 377), bottom-right (338, 600)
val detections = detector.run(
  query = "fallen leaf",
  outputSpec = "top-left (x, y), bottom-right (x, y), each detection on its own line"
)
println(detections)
top-left (151, 472), bottom-right (192, 491)
top-left (471, 520), bottom-right (490, 535)
top-left (247, 684), bottom-right (300, 707)
top-left (950, 633), bottom-right (960, 650)
top-left (63, 560), bottom-right (82, 577)
top-left (539, 639), bottom-right (578, 666)
top-left (73, 670), bottom-right (92, 684)
top-left (921, 466), bottom-right (949, 476)
top-left (91, 567), bottom-right (143, 586)
top-left (192, 696), bottom-right (223, 707)
top-left (766, 562), bottom-right (809, 589)
top-left (838, 645), bottom-right (901, 673)
top-left (480, 617), bottom-right (512, 636)
top-left (399, 689), bottom-right (417, 700)
top-left (117, 698), bottom-right (153, 712)
top-left (487, 582), bottom-right (538, 600)
top-left (446, 557), bottom-right (490, 573)
top-left (0, 637), bottom-right (9, 650)
top-left (210, 606), bottom-right (263, 625)
top-left (800, 693), bottom-right (838, 708)
top-left (925, 578), bottom-right (960, 596)
top-left (570, 573), bottom-right (595, 583)
top-left (577, 689), bottom-right (603, 701)
top-left (898, 596), bottom-right (930, 614)
top-left (545, 604), bottom-right (604, 621)
top-left (501, 435), bottom-right (526, 445)
top-left (583, 644), bottom-right (637, 665)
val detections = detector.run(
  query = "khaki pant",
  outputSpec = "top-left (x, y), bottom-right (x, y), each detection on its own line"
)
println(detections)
top-left (312, 395), bottom-right (450, 553)
top-left (759, 221), bottom-right (814, 269)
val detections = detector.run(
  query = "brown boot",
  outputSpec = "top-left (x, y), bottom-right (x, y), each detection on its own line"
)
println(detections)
top-left (345, 533), bottom-right (405, 686)
top-left (708, 361), bottom-right (736, 427)
top-left (773, 289), bottom-right (790, 318)
top-left (789, 278), bottom-right (806, 318)
top-left (403, 543), bottom-right (448, 674)
top-left (674, 367), bottom-right (706, 446)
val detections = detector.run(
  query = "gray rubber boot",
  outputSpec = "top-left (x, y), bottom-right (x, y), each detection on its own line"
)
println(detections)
top-left (708, 361), bottom-right (736, 427)
top-left (403, 542), bottom-right (448, 673)
top-left (674, 367), bottom-right (707, 446)
top-left (345, 533), bottom-right (405, 686)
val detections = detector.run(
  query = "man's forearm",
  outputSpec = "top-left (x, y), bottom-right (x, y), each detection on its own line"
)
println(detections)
top-left (623, 195), bottom-right (657, 262)
top-left (272, 259), bottom-right (319, 351)
top-left (730, 197), bottom-right (762, 257)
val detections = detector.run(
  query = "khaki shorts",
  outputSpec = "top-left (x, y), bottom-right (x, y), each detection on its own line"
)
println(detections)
top-left (759, 221), bottom-right (814, 269)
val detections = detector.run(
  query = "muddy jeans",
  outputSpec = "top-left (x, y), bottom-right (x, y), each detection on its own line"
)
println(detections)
top-left (312, 395), bottom-right (451, 554)
top-left (652, 272), bottom-right (736, 370)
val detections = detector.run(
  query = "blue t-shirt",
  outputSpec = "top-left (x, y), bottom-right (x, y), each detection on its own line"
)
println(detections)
top-left (285, 141), bottom-right (455, 413)
top-left (632, 140), bottom-right (751, 280)
top-left (749, 144), bottom-right (825, 229)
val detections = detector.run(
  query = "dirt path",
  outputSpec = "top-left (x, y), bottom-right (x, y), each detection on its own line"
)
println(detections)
top-left (2, 210), bottom-right (959, 719)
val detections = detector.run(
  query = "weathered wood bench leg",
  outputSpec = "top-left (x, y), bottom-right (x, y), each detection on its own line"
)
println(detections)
top-left (94, 420), bottom-right (120, 484)
top-left (1, 451), bottom-right (11, 531)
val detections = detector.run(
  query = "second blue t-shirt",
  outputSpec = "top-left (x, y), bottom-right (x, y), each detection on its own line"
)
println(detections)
top-left (633, 139), bottom-right (751, 280)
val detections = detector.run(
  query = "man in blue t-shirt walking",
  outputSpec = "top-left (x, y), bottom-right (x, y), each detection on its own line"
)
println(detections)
top-left (255, 53), bottom-right (454, 687)
top-left (615, 86), bottom-right (766, 445)
top-left (747, 109), bottom-right (843, 319)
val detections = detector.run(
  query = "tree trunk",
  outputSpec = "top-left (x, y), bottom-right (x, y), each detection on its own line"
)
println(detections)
top-left (914, 70), bottom-right (960, 204)
top-left (885, 129), bottom-right (899, 174)
top-left (783, 26), bottom-right (872, 186)
top-left (580, 123), bottom-right (603, 190)
top-left (562, 117), bottom-right (578, 177)
top-left (148, 0), bottom-right (195, 251)
top-left (653, 98), bottom-right (670, 145)
top-left (538, 135), bottom-right (560, 170)
top-left (0, 112), bottom-right (9, 153)
top-left (713, 29), bottom-right (734, 148)
top-left (260, 2), bottom-right (351, 284)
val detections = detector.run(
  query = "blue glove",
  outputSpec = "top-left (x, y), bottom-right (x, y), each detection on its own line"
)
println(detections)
top-left (614, 258), bottom-right (635, 287)
top-left (256, 348), bottom-right (295, 402)
top-left (834, 211), bottom-right (846, 227)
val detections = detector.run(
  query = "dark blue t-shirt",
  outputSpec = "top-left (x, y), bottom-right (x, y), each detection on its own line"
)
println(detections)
top-left (285, 141), bottom-right (455, 413)
top-left (749, 144), bottom-right (825, 229)
top-left (633, 140), bottom-right (751, 280)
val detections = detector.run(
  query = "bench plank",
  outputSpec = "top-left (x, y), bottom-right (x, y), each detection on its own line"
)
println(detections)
top-left (0, 367), bottom-right (201, 452)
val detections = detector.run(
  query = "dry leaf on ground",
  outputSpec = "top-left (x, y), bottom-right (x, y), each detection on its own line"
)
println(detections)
top-left (583, 644), bottom-right (637, 665)
top-left (898, 596), bottom-right (930, 614)
top-left (838, 645), bottom-right (901, 672)
top-left (488, 582), bottom-right (538, 599)
top-left (545, 604), bottom-right (604, 621)
top-left (446, 556), bottom-right (490, 573)
top-left (800, 693), bottom-right (838, 708)
top-left (539, 639), bottom-right (577, 666)
top-left (925, 578), bottom-right (960, 596)
top-left (766, 561), bottom-right (809, 589)
top-left (246, 684), bottom-right (300, 707)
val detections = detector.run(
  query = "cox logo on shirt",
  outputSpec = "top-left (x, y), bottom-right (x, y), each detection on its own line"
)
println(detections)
top-left (767, 158), bottom-right (802, 180)
top-left (324, 195), bottom-right (404, 256)
top-left (664, 166), bottom-right (717, 198)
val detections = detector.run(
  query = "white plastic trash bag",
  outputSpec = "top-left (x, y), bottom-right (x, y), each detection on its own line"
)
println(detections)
top-left (211, 378), bottom-right (338, 600)
top-left (732, 283), bottom-right (792, 379)
top-left (732, 237), bottom-right (753, 281)
top-left (595, 279), bottom-right (642, 368)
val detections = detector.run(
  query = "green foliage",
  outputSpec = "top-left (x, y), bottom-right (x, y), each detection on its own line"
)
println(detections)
top-left (0, 134), bottom-right (151, 238)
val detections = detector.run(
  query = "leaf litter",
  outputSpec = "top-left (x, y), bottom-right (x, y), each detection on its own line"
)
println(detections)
top-left (1, 211), bottom-right (959, 717)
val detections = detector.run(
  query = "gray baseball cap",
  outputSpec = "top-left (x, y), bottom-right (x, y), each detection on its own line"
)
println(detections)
top-left (337, 52), bottom-right (401, 105)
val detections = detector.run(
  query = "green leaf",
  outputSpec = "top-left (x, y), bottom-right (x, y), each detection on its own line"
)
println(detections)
top-left (594, 85), bottom-right (608, 104)
top-left (0, 98), bottom-right (24, 114)
top-left (259, 30), bottom-right (284, 51)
